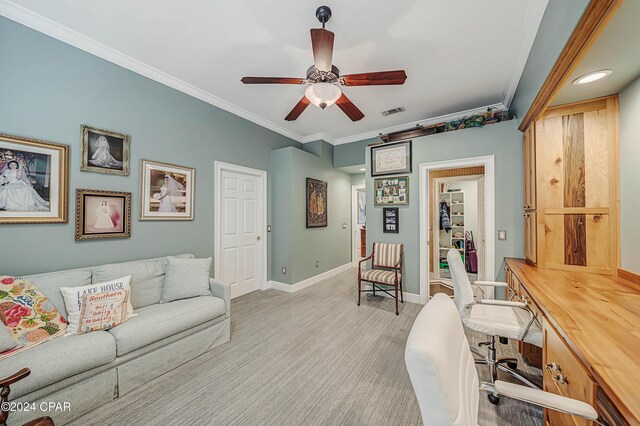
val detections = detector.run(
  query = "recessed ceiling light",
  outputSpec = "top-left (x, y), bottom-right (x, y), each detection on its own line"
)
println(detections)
top-left (572, 69), bottom-right (613, 85)
top-left (360, 168), bottom-right (366, 171)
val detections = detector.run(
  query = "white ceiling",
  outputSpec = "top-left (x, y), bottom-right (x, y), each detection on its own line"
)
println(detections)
top-left (552, 0), bottom-right (640, 106)
top-left (2, 0), bottom-right (547, 144)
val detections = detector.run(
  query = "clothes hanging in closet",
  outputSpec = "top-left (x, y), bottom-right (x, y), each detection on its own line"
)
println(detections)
top-left (465, 231), bottom-right (478, 273)
top-left (439, 199), bottom-right (451, 232)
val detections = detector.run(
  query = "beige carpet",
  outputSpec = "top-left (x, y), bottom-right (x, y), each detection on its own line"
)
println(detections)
top-left (70, 268), bottom-right (542, 426)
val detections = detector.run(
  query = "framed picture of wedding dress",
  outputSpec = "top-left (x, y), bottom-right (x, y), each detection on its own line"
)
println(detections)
top-left (80, 125), bottom-right (130, 176)
top-left (76, 188), bottom-right (131, 240)
top-left (0, 133), bottom-right (69, 224)
top-left (75, 189), bottom-right (131, 240)
top-left (140, 159), bottom-right (195, 220)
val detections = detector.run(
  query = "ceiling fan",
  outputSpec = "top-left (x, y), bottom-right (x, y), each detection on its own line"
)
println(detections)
top-left (241, 6), bottom-right (407, 122)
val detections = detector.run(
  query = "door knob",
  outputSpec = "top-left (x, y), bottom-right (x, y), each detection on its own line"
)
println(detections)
top-left (257, 236), bottom-right (261, 241)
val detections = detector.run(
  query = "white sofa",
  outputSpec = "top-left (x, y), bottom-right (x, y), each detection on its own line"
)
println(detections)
top-left (3, 254), bottom-right (230, 425)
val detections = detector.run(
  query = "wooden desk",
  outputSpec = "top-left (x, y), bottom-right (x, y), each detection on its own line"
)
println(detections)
top-left (505, 258), bottom-right (640, 425)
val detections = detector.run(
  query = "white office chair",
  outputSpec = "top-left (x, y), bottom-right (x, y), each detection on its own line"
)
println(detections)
top-left (405, 293), bottom-right (600, 426)
top-left (446, 249), bottom-right (542, 403)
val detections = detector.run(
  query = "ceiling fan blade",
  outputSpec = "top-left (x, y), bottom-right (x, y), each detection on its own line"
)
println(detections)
top-left (342, 70), bottom-right (407, 86)
top-left (310, 28), bottom-right (334, 73)
top-left (241, 77), bottom-right (305, 84)
top-left (285, 96), bottom-right (311, 121)
top-left (335, 93), bottom-right (364, 122)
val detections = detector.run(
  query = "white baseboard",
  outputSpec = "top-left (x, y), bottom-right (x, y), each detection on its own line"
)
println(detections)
top-left (363, 283), bottom-right (421, 304)
top-left (268, 263), bottom-right (352, 293)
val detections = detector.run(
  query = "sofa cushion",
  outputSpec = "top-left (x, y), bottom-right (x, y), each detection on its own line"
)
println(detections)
top-left (161, 257), bottom-right (212, 303)
top-left (92, 254), bottom-right (194, 309)
top-left (25, 269), bottom-right (93, 318)
top-left (108, 296), bottom-right (225, 356)
top-left (4, 331), bottom-right (116, 399)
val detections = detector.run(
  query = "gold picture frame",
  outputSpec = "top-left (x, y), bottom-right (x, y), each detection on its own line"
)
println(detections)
top-left (80, 125), bottom-right (130, 176)
top-left (140, 159), bottom-right (195, 221)
top-left (75, 189), bottom-right (131, 240)
top-left (0, 133), bottom-right (69, 224)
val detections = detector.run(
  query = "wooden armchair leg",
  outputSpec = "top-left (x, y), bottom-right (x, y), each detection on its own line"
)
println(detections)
top-left (400, 278), bottom-right (404, 303)
top-left (357, 275), bottom-right (361, 306)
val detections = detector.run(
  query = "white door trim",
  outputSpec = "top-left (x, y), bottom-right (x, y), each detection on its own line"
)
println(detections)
top-left (351, 183), bottom-right (366, 267)
top-left (214, 161), bottom-right (268, 295)
top-left (419, 155), bottom-right (495, 305)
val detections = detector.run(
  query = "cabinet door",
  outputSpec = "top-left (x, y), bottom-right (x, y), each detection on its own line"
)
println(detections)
top-left (535, 96), bottom-right (618, 274)
top-left (523, 124), bottom-right (536, 210)
top-left (524, 211), bottom-right (537, 264)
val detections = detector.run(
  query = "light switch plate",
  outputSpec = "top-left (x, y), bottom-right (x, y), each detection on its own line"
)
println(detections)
top-left (498, 230), bottom-right (507, 241)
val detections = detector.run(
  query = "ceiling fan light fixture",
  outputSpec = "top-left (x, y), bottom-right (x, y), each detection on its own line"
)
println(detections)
top-left (305, 83), bottom-right (341, 109)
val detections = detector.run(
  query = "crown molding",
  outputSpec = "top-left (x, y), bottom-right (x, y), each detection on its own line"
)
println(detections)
top-left (0, 0), bottom-right (307, 143)
top-left (331, 103), bottom-right (507, 145)
top-left (501, 0), bottom-right (549, 108)
top-left (300, 133), bottom-right (336, 144)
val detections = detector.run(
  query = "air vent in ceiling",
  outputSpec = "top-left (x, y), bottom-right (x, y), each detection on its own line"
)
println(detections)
top-left (381, 106), bottom-right (406, 116)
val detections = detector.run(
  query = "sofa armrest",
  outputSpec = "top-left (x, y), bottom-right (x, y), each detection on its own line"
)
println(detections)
top-left (209, 278), bottom-right (231, 319)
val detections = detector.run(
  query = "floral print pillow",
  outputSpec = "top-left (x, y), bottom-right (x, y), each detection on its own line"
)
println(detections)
top-left (0, 276), bottom-right (67, 360)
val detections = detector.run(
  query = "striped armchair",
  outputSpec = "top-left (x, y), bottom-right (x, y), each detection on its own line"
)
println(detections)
top-left (358, 242), bottom-right (404, 315)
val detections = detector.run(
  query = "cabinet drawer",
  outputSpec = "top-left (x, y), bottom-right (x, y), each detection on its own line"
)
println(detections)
top-left (543, 319), bottom-right (595, 426)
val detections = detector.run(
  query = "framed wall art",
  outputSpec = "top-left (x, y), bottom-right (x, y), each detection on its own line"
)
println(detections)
top-left (80, 125), bottom-right (130, 176)
top-left (140, 159), bottom-right (195, 220)
top-left (374, 176), bottom-right (409, 206)
top-left (0, 133), bottom-right (69, 224)
top-left (383, 207), bottom-right (399, 233)
top-left (370, 140), bottom-right (412, 176)
top-left (75, 189), bottom-right (131, 240)
top-left (306, 177), bottom-right (327, 228)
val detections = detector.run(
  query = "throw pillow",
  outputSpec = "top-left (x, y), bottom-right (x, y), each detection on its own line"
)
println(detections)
top-left (0, 324), bottom-right (20, 353)
top-left (161, 257), bottom-right (212, 303)
top-left (60, 276), bottom-right (133, 335)
top-left (0, 276), bottom-right (67, 360)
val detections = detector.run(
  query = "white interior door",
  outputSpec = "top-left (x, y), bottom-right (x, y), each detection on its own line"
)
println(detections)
top-left (219, 167), bottom-right (264, 299)
top-left (477, 176), bottom-right (485, 280)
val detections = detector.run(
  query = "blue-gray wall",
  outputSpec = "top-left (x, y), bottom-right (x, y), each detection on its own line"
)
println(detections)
top-left (271, 146), bottom-right (352, 284)
top-left (0, 17), bottom-right (300, 277)
top-left (510, 0), bottom-right (589, 122)
top-left (334, 139), bottom-right (369, 168)
top-left (619, 75), bottom-right (640, 274)
top-left (365, 120), bottom-right (523, 295)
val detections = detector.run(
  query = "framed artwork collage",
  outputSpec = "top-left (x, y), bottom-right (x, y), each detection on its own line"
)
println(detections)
top-left (1, 126), bottom-right (195, 240)
top-left (370, 140), bottom-right (412, 233)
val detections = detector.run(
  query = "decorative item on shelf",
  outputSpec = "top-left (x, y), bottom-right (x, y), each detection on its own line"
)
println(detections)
top-left (383, 207), bottom-right (399, 233)
top-left (80, 125), bottom-right (130, 176)
top-left (306, 177), bottom-right (328, 228)
top-left (75, 189), bottom-right (131, 240)
top-left (370, 140), bottom-right (412, 176)
top-left (379, 109), bottom-right (510, 143)
top-left (374, 176), bottom-right (409, 206)
top-left (140, 159), bottom-right (195, 221)
top-left (0, 133), bottom-right (69, 224)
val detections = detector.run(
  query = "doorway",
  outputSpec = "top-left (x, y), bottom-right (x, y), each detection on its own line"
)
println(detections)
top-left (433, 174), bottom-right (485, 286)
top-left (352, 184), bottom-right (366, 266)
top-left (419, 156), bottom-right (495, 304)
top-left (214, 161), bottom-right (267, 299)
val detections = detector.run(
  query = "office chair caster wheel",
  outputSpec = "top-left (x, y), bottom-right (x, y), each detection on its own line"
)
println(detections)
top-left (488, 394), bottom-right (500, 405)
top-left (507, 361), bottom-right (518, 369)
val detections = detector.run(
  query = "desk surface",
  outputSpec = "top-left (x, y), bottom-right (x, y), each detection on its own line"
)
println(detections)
top-left (505, 258), bottom-right (640, 424)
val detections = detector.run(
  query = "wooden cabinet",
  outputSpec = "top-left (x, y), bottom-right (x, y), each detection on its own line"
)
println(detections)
top-left (543, 319), bottom-right (595, 426)
top-left (504, 265), bottom-right (542, 368)
top-left (523, 123), bottom-right (536, 210)
top-left (523, 95), bottom-right (619, 274)
top-left (524, 211), bottom-right (537, 264)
